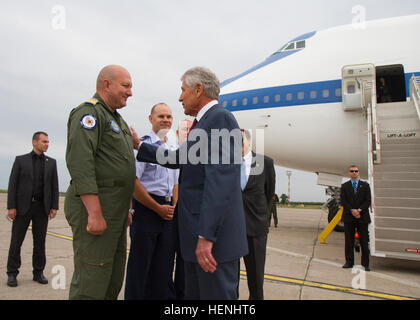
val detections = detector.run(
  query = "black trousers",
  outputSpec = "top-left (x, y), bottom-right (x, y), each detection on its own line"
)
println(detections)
top-left (125, 197), bottom-right (177, 300)
top-left (243, 234), bottom-right (267, 300)
top-left (344, 221), bottom-right (370, 267)
top-left (7, 201), bottom-right (49, 276)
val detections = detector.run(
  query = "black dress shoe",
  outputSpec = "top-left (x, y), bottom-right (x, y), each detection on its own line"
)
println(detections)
top-left (33, 273), bottom-right (48, 285)
top-left (7, 274), bottom-right (18, 287)
top-left (364, 266), bottom-right (371, 272)
top-left (342, 263), bottom-right (354, 269)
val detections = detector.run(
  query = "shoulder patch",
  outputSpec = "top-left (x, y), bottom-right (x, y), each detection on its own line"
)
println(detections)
top-left (86, 98), bottom-right (99, 106)
top-left (80, 114), bottom-right (97, 130)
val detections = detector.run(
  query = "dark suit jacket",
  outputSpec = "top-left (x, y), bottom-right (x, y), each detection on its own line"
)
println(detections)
top-left (7, 152), bottom-right (59, 216)
top-left (137, 104), bottom-right (248, 263)
top-left (242, 153), bottom-right (275, 237)
top-left (340, 179), bottom-right (371, 224)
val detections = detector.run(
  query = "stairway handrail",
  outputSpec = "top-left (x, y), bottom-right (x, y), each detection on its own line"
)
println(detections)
top-left (362, 80), bottom-right (381, 164)
top-left (363, 79), bottom-right (378, 256)
top-left (409, 74), bottom-right (420, 122)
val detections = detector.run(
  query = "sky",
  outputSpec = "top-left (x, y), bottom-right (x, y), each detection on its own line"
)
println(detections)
top-left (1, 0), bottom-right (419, 201)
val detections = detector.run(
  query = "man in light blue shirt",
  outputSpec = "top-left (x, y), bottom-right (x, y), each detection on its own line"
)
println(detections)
top-left (125, 103), bottom-right (179, 300)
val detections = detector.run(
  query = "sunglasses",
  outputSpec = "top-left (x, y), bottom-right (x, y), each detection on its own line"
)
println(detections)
top-left (349, 170), bottom-right (359, 173)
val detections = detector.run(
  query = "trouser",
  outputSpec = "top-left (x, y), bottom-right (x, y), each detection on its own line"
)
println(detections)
top-left (65, 200), bottom-right (128, 300)
top-left (344, 221), bottom-right (370, 267)
top-left (125, 196), bottom-right (176, 300)
top-left (173, 211), bottom-right (185, 300)
top-left (7, 201), bottom-right (48, 277)
top-left (268, 204), bottom-right (278, 227)
top-left (184, 259), bottom-right (239, 300)
top-left (243, 234), bottom-right (267, 300)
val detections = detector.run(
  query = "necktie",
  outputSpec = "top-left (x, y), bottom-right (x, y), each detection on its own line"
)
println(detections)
top-left (352, 181), bottom-right (357, 194)
top-left (240, 158), bottom-right (247, 190)
top-left (187, 119), bottom-right (198, 138)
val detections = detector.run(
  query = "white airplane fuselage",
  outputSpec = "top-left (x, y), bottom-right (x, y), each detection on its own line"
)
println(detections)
top-left (220, 15), bottom-right (420, 182)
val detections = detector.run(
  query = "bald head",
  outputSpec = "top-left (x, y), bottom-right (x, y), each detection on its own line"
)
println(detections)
top-left (96, 65), bottom-right (132, 112)
top-left (96, 65), bottom-right (128, 91)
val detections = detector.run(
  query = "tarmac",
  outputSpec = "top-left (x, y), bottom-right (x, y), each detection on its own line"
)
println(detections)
top-left (1, 193), bottom-right (420, 300)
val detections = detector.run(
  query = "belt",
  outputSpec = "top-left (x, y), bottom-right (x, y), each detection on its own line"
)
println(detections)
top-left (32, 196), bottom-right (43, 202)
top-left (149, 193), bottom-right (172, 204)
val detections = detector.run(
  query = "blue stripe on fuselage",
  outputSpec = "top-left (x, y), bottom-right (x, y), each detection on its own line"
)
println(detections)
top-left (220, 72), bottom-right (420, 112)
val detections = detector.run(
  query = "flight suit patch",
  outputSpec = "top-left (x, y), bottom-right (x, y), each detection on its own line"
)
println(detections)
top-left (80, 114), bottom-right (97, 130)
top-left (110, 120), bottom-right (121, 133)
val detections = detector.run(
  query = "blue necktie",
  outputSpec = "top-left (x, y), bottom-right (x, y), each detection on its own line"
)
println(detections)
top-left (240, 158), bottom-right (247, 190)
top-left (352, 181), bottom-right (358, 194)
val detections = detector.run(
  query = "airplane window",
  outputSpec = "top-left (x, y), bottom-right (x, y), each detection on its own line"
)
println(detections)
top-left (322, 89), bottom-right (330, 98)
top-left (286, 93), bottom-right (293, 101)
top-left (335, 88), bottom-right (342, 97)
top-left (296, 40), bottom-right (305, 49)
top-left (274, 94), bottom-right (281, 102)
top-left (242, 98), bottom-right (248, 106)
top-left (232, 99), bottom-right (238, 107)
top-left (252, 96), bottom-right (258, 104)
top-left (222, 100), bottom-right (228, 108)
top-left (297, 91), bottom-right (304, 100)
top-left (263, 95), bottom-right (270, 103)
top-left (310, 90), bottom-right (317, 99)
top-left (285, 43), bottom-right (295, 50)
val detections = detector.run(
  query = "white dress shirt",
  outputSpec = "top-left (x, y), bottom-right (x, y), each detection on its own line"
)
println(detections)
top-left (243, 150), bottom-right (252, 185)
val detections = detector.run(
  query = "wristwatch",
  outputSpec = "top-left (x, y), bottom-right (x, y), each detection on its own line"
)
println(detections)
top-left (128, 209), bottom-right (135, 215)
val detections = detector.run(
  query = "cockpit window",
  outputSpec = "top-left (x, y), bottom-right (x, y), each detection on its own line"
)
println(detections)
top-left (273, 39), bottom-right (306, 54)
top-left (296, 40), bottom-right (305, 49)
top-left (285, 43), bottom-right (295, 50)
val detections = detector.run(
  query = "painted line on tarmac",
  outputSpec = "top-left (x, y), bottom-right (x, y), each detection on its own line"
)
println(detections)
top-left (241, 271), bottom-right (416, 301)
top-left (38, 224), bottom-right (418, 301)
top-left (267, 246), bottom-right (420, 290)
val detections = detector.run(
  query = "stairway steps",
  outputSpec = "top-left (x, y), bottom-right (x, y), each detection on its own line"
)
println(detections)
top-left (375, 216), bottom-right (420, 229)
top-left (374, 240), bottom-right (420, 261)
top-left (372, 100), bottom-right (420, 260)
top-left (380, 137), bottom-right (420, 145)
top-left (374, 206), bottom-right (420, 219)
top-left (375, 197), bottom-right (420, 208)
top-left (374, 163), bottom-right (420, 172)
top-left (374, 179), bottom-right (420, 189)
top-left (375, 227), bottom-right (420, 242)
top-left (381, 143), bottom-right (420, 151)
top-left (374, 188), bottom-right (420, 198)
top-left (381, 149), bottom-right (420, 157)
top-left (381, 156), bottom-right (420, 164)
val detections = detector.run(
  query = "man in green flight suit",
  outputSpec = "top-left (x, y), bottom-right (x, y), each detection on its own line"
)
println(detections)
top-left (64, 65), bottom-right (136, 300)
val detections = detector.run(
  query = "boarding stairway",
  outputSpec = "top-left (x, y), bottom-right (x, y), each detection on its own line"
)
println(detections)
top-left (366, 75), bottom-right (420, 261)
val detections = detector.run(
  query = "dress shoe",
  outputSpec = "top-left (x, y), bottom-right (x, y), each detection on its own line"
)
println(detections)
top-left (33, 273), bottom-right (48, 284)
top-left (7, 274), bottom-right (18, 287)
top-left (342, 263), bottom-right (354, 269)
top-left (363, 266), bottom-right (371, 272)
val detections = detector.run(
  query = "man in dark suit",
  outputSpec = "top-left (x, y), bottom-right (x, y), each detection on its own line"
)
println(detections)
top-left (340, 165), bottom-right (371, 271)
top-left (134, 66), bottom-right (248, 300)
top-left (240, 129), bottom-right (275, 300)
top-left (6, 131), bottom-right (59, 287)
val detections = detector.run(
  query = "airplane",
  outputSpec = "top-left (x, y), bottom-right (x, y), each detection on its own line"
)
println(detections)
top-left (219, 14), bottom-right (420, 261)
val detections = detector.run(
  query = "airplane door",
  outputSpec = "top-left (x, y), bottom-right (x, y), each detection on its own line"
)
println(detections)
top-left (341, 64), bottom-right (376, 111)
top-left (376, 64), bottom-right (406, 103)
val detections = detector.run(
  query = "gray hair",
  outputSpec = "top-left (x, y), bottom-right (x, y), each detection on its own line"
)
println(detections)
top-left (181, 66), bottom-right (220, 100)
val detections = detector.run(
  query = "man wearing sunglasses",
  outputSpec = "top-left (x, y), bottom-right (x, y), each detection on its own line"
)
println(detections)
top-left (340, 165), bottom-right (372, 271)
